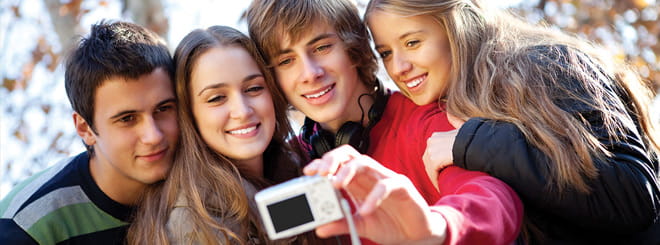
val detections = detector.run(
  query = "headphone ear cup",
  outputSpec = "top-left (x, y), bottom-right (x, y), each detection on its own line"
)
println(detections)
top-left (311, 129), bottom-right (335, 157)
top-left (336, 121), bottom-right (368, 154)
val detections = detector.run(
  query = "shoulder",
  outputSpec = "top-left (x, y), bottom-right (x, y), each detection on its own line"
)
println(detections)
top-left (167, 194), bottom-right (199, 241)
top-left (1, 154), bottom-right (81, 218)
top-left (0, 218), bottom-right (38, 244)
top-left (166, 194), bottom-right (239, 244)
top-left (0, 153), bottom-right (130, 244)
top-left (383, 92), bottom-right (453, 131)
top-left (167, 195), bottom-right (195, 231)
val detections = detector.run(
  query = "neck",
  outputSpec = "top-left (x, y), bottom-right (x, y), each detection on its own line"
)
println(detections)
top-left (321, 83), bottom-right (375, 134)
top-left (89, 157), bottom-right (145, 206)
top-left (236, 155), bottom-right (264, 178)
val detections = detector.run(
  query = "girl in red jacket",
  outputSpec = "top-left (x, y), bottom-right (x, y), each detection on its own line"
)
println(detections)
top-left (364, 0), bottom-right (660, 244)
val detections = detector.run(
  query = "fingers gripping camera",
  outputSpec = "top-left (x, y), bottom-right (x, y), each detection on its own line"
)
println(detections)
top-left (255, 175), bottom-right (345, 240)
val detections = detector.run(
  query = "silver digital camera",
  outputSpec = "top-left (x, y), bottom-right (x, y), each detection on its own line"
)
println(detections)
top-left (255, 175), bottom-right (344, 240)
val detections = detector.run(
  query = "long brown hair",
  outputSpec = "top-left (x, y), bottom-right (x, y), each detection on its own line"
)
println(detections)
top-left (127, 25), bottom-right (304, 244)
top-left (365, 0), bottom-right (659, 194)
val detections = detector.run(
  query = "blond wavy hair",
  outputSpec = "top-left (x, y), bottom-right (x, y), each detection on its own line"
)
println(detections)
top-left (365, 0), bottom-right (659, 194)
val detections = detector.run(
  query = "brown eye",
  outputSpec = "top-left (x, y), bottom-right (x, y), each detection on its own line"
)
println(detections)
top-left (379, 50), bottom-right (392, 59)
top-left (207, 95), bottom-right (226, 103)
top-left (405, 40), bottom-right (420, 47)
top-left (245, 86), bottom-right (265, 94)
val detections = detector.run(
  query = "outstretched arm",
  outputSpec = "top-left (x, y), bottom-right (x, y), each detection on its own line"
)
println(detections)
top-left (304, 145), bottom-right (522, 245)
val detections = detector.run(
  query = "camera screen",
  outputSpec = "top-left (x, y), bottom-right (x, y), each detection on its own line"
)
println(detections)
top-left (267, 193), bottom-right (315, 232)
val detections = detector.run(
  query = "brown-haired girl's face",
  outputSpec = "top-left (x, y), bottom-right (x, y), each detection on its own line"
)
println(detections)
top-left (368, 10), bottom-right (452, 106)
top-left (189, 46), bottom-right (276, 175)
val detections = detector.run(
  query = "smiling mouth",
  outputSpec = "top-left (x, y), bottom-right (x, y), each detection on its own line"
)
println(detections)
top-left (405, 76), bottom-right (425, 88)
top-left (140, 148), bottom-right (168, 161)
top-left (303, 84), bottom-right (334, 99)
top-left (227, 124), bottom-right (259, 135)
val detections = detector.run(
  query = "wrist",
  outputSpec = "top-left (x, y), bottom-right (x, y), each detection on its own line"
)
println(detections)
top-left (410, 211), bottom-right (447, 245)
top-left (429, 211), bottom-right (448, 244)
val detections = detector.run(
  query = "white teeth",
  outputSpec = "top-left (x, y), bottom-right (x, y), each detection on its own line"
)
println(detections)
top-left (228, 126), bottom-right (257, 135)
top-left (304, 86), bottom-right (332, 99)
top-left (406, 77), bottom-right (424, 88)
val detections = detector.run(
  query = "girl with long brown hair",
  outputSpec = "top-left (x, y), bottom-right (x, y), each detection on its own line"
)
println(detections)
top-left (127, 25), bottom-right (314, 244)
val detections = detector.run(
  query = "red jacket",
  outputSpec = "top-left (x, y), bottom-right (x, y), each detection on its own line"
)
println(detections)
top-left (299, 92), bottom-right (523, 244)
top-left (367, 92), bottom-right (522, 245)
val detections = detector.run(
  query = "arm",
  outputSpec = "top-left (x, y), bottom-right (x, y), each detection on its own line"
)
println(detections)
top-left (433, 166), bottom-right (522, 245)
top-left (304, 145), bottom-right (522, 245)
top-left (453, 117), bottom-right (659, 233)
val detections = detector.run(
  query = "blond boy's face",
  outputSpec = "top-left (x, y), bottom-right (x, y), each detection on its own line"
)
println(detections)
top-left (271, 21), bottom-right (370, 132)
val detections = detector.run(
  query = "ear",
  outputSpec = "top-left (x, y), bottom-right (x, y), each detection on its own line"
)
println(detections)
top-left (73, 112), bottom-right (96, 146)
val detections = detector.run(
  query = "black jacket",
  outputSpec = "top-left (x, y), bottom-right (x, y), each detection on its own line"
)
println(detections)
top-left (452, 46), bottom-right (660, 244)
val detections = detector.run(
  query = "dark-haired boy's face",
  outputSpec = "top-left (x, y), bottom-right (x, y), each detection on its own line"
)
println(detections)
top-left (74, 68), bottom-right (179, 201)
top-left (271, 21), bottom-right (370, 133)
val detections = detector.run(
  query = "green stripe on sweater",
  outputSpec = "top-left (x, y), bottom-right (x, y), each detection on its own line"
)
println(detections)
top-left (27, 202), bottom-right (127, 244)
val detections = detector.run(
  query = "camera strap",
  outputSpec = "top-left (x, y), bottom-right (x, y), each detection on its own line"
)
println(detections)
top-left (340, 198), bottom-right (361, 245)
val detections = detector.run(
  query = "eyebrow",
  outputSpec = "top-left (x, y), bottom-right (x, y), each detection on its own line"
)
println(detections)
top-left (197, 73), bottom-right (264, 96)
top-left (109, 97), bottom-right (176, 120)
top-left (374, 30), bottom-right (424, 50)
top-left (275, 33), bottom-right (338, 56)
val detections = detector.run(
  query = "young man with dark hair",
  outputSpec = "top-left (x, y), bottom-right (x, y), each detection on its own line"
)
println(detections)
top-left (0, 20), bottom-right (178, 244)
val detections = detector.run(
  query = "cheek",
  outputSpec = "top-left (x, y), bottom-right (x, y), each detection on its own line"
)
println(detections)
top-left (384, 62), bottom-right (396, 78)
top-left (275, 71), bottom-right (294, 90)
top-left (156, 117), bottom-right (180, 144)
top-left (256, 96), bottom-right (276, 121)
top-left (195, 107), bottom-right (226, 135)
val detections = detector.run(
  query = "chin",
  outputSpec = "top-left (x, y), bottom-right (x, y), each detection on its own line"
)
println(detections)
top-left (412, 96), bottom-right (435, 106)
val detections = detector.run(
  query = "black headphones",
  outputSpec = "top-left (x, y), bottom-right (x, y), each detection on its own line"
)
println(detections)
top-left (300, 82), bottom-right (389, 159)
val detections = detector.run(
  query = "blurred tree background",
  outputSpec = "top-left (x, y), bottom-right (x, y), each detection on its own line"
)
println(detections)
top-left (1, 0), bottom-right (659, 198)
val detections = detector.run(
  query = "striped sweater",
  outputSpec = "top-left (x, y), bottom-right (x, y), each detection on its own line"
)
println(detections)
top-left (0, 152), bottom-right (134, 245)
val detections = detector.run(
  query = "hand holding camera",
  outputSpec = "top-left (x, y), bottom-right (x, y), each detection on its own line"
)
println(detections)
top-left (302, 145), bottom-right (448, 244)
top-left (255, 175), bottom-right (345, 240)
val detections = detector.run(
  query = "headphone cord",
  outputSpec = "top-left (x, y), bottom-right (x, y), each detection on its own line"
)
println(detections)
top-left (356, 92), bottom-right (373, 126)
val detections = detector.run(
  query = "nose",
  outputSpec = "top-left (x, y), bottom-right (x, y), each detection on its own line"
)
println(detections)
top-left (141, 117), bottom-right (165, 145)
top-left (391, 52), bottom-right (412, 77)
top-left (229, 95), bottom-right (254, 119)
top-left (300, 55), bottom-right (325, 83)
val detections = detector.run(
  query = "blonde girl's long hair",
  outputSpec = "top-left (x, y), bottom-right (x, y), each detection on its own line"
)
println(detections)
top-left (365, 0), bottom-right (659, 194)
top-left (127, 26), bottom-right (303, 245)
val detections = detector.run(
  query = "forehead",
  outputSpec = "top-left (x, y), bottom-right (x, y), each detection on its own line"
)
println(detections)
top-left (191, 46), bottom-right (261, 88)
top-left (94, 68), bottom-right (173, 116)
top-left (369, 11), bottom-right (443, 38)
top-left (277, 19), bottom-right (336, 50)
